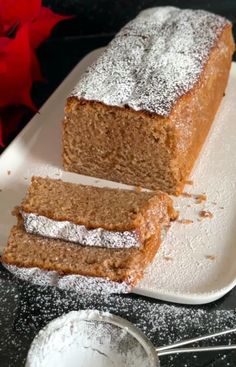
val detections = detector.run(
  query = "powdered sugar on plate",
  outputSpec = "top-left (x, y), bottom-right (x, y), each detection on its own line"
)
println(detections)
top-left (134, 67), bottom-right (236, 303)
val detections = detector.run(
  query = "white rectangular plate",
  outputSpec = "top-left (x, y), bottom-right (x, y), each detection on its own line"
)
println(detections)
top-left (0, 48), bottom-right (236, 305)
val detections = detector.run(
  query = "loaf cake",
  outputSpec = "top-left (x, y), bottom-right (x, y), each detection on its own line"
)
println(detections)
top-left (63, 7), bottom-right (235, 194)
top-left (2, 177), bottom-right (176, 293)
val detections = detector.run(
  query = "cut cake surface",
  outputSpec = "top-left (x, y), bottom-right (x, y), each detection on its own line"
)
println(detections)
top-left (2, 222), bottom-right (161, 286)
top-left (21, 177), bottom-right (174, 231)
top-left (63, 7), bottom-right (235, 194)
top-left (20, 176), bottom-right (176, 249)
top-left (2, 177), bottom-right (176, 291)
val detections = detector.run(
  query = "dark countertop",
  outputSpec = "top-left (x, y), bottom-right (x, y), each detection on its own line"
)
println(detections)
top-left (0, 1), bottom-right (236, 366)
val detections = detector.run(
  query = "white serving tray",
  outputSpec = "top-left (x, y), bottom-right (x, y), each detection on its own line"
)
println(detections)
top-left (0, 48), bottom-right (236, 305)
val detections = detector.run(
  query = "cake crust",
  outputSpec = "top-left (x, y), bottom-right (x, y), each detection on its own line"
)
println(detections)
top-left (70, 7), bottom-right (230, 117)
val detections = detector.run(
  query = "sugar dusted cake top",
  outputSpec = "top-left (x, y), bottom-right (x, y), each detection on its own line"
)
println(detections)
top-left (71, 7), bottom-right (229, 116)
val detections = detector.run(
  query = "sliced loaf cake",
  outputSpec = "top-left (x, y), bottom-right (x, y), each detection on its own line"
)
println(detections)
top-left (2, 177), bottom-right (177, 293)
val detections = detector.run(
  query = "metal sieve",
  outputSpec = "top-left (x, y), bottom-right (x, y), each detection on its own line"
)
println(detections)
top-left (25, 310), bottom-right (236, 367)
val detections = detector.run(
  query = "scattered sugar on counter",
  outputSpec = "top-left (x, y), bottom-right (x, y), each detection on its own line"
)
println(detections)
top-left (0, 274), bottom-right (235, 366)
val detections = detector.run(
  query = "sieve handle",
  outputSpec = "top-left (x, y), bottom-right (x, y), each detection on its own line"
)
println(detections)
top-left (158, 344), bottom-right (236, 356)
top-left (156, 327), bottom-right (236, 355)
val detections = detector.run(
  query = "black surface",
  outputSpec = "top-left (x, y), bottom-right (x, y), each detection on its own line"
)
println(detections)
top-left (44, 0), bottom-right (236, 39)
top-left (0, 1), bottom-right (236, 366)
top-left (0, 265), bottom-right (236, 367)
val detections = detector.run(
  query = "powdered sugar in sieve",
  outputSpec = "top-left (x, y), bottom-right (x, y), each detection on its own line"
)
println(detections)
top-left (25, 310), bottom-right (236, 367)
top-left (25, 310), bottom-right (156, 367)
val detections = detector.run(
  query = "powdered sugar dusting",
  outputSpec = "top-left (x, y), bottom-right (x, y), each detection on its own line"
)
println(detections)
top-left (59, 274), bottom-right (131, 294)
top-left (25, 311), bottom-right (152, 367)
top-left (72, 7), bottom-right (229, 116)
top-left (0, 271), bottom-right (235, 367)
top-left (3, 264), bottom-right (131, 294)
top-left (22, 212), bottom-right (141, 249)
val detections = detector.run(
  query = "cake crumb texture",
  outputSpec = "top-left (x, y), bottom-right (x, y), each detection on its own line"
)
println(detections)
top-left (63, 7), bottom-right (234, 193)
top-left (21, 177), bottom-right (176, 234)
top-left (2, 223), bottom-right (162, 285)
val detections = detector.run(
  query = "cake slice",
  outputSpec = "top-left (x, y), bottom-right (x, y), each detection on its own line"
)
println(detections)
top-left (2, 177), bottom-right (176, 293)
top-left (63, 7), bottom-right (234, 194)
top-left (20, 176), bottom-right (176, 249)
top-left (2, 220), bottom-right (164, 292)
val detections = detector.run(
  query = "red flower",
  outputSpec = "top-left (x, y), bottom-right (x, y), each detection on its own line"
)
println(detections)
top-left (0, 25), bottom-right (34, 109)
top-left (0, 0), bottom-right (41, 34)
top-left (30, 7), bottom-right (72, 49)
top-left (0, 0), bottom-right (72, 146)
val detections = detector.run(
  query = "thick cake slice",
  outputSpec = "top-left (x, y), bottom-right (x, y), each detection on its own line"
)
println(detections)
top-left (2, 220), bottom-right (163, 292)
top-left (63, 7), bottom-right (234, 194)
top-left (2, 177), bottom-right (176, 293)
top-left (20, 176), bottom-right (176, 249)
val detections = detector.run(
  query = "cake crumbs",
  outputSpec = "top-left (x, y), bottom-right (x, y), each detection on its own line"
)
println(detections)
top-left (185, 180), bottom-right (193, 185)
top-left (177, 219), bottom-right (193, 224)
top-left (134, 186), bottom-right (142, 193)
top-left (199, 210), bottom-right (213, 219)
top-left (181, 192), bottom-right (192, 198)
top-left (163, 256), bottom-right (173, 261)
top-left (205, 255), bottom-right (216, 260)
top-left (173, 210), bottom-right (180, 220)
top-left (195, 194), bottom-right (207, 204)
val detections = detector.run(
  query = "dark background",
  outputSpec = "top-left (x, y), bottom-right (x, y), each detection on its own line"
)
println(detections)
top-left (38, 0), bottom-right (236, 109)
top-left (0, 1), bottom-right (236, 366)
